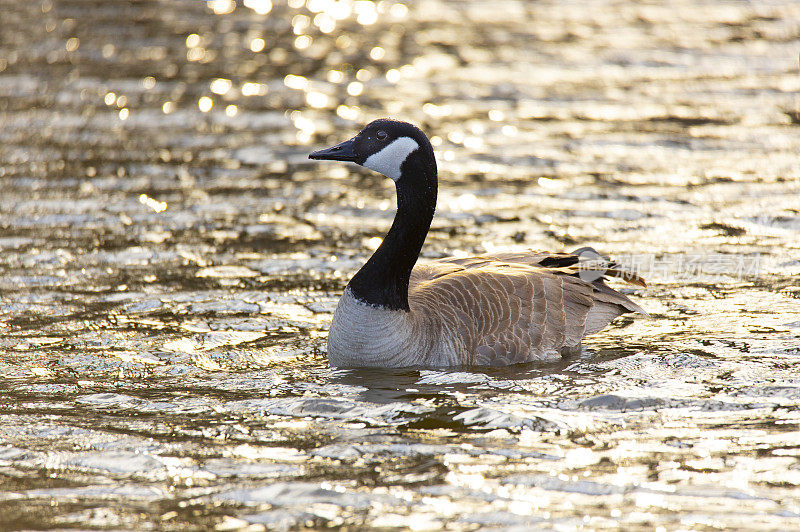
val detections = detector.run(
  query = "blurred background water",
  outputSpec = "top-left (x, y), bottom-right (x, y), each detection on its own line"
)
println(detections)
top-left (1, 0), bottom-right (800, 529)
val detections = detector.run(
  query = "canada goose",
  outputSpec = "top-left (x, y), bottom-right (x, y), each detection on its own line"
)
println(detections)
top-left (309, 119), bottom-right (647, 367)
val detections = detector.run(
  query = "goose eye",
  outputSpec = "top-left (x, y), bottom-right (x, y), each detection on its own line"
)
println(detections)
top-left (376, 130), bottom-right (387, 140)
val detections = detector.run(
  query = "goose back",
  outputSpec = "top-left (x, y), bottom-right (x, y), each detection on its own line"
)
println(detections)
top-left (409, 251), bottom-right (644, 366)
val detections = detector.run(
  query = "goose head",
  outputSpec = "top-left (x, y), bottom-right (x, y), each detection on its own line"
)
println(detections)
top-left (309, 119), bottom-right (438, 312)
top-left (309, 118), bottom-right (435, 183)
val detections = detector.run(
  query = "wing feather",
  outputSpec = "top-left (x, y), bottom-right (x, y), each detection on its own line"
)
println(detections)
top-left (408, 249), bottom-right (646, 365)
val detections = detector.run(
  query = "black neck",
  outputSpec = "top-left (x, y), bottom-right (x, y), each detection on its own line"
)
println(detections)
top-left (348, 149), bottom-right (437, 311)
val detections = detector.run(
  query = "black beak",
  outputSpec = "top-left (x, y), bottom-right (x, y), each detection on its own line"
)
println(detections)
top-left (309, 137), bottom-right (358, 162)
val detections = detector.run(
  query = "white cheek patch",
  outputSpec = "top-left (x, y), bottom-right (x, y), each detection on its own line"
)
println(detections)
top-left (362, 137), bottom-right (419, 181)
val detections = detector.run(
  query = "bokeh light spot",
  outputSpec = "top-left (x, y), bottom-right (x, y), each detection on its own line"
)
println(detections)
top-left (306, 92), bottom-right (329, 108)
top-left (241, 82), bottom-right (266, 96)
top-left (187, 48), bottom-right (204, 61)
top-left (346, 82), bottom-right (363, 96)
top-left (243, 0), bottom-right (272, 15)
top-left (423, 103), bottom-right (451, 118)
top-left (369, 46), bottom-right (385, 61)
top-left (488, 110), bottom-right (504, 122)
top-left (210, 78), bottom-right (232, 95)
top-left (292, 15), bottom-right (310, 35)
top-left (335, 35), bottom-right (352, 49)
top-left (249, 38), bottom-right (265, 52)
top-left (327, 70), bottom-right (344, 83)
top-left (355, 1), bottom-right (378, 24)
top-left (314, 13), bottom-right (336, 33)
top-left (502, 125), bottom-right (518, 136)
top-left (284, 75), bottom-right (308, 90)
top-left (389, 2), bottom-right (408, 18)
top-left (198, 97), bottom-right (213, 112)
top-left (209, 0), bottom-right (235, 15)
top-left (294, 35), bottom-right (312, 50)
top-left (336, 105), bottom-right (360, 120)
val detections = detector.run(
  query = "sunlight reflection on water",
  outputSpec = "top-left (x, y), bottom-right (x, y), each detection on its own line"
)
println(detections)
top-left (0, 0), bottom-right (799, 529)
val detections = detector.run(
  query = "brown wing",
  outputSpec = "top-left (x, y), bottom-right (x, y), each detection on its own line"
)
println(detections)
top-left (408, 250), bottom-right (646, 365)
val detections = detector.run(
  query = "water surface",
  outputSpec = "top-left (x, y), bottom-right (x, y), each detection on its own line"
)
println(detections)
top-left (1, 0), bottom-right (799, 529)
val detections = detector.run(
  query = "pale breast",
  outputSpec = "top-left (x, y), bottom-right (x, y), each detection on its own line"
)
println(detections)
top-left (327, 288), bottom-right (421, 367)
